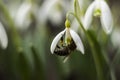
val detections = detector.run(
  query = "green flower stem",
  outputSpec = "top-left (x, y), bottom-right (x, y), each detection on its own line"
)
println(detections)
top-left (75, 14), bottom-right (104, 80)
top-left (0, 0), bottom-right (22, 52)
top-left (73, 0), bottom-right (105, 79)
top-left (66, 10), bottom-right (105, 79)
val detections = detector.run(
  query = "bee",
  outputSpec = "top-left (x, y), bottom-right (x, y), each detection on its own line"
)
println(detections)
top-left (54, 34), bottom-right (76, 56)
top-left (54, 46), bottom-right (70, 56)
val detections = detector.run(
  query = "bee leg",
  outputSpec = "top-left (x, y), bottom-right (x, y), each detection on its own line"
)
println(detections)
top-left (56, 45), bottom-right (60, 48)
top-left (63, 55), bottom-right (70, 63)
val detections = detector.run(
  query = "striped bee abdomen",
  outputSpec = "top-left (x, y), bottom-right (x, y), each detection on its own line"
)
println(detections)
top-left (54, 40), bottom-right (76, 56)
top-left (53, 32), bottom-right (76, 56)
top-left (54, 47), bottom-right (70, 56)
top-left (68, 40), bottom-right (76, 51)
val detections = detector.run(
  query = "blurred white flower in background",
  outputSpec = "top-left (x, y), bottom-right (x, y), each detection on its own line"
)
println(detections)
top-left (38, 0), bottom-right (70, 25)
top-left (71, 19), bottom-right (80, 32)
top-left (0, 22), bottom-right (8, 49)
top-left (14, 1), bottom-right (37, 30)
top-left (83, 0), bottom-right (113, 34)
top-left (111, 28), bottom-right (120, 47)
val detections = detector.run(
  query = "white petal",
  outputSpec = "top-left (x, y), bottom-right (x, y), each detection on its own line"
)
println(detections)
top-left (0, 22), bottom-right (8, 49)
top-left (100, 1), bottom-right (113, 34)
top-left (70, 29), bottom-right (84, 54)
top-left (111, 28), bottom-right (120, 47)
top-left (50, 30), bottom-right (65, 54)
top-left (38, 0), bottom-right (58, 23)
top-left (48, 8), bottom-right (62, 25)
top-left (71, 19), bottom-right (79, 32)
top-left (83, 1), bottom-right (96, 30)
top-left (15, 2), bottom-right (31, 29)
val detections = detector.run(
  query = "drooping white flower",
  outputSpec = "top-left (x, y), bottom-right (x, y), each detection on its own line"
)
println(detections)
top-left (50, 27), bottom-right (84, 55)
top-left (38, 0), bottom-right (61, 24)
top-left (83, 0), bottom-right (113, 34)
top-left (38, 0), bottom-right (69, 25)
top-left (111, 28), bottom-right (120, 47)
top-left (0, 22), bottom-right (8, 49)
top-left (14, 2), bottom-right (32, 30)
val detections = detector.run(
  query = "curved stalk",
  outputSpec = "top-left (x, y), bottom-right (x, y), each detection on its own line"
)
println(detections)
top-left (72, 0), bottom-right (105, 79)
top-left (75, 14), bottom-right (104, 80)
top-left (66, 10), bottom-right (105, 80)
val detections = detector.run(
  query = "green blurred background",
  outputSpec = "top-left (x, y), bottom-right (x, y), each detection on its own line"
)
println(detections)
top-left (0, 0), bottom-right (120, 80)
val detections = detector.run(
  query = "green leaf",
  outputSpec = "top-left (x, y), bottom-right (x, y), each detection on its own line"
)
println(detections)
top-left (74, 0), bottom-right (81, 17)
top-left (17, 52), bottom-right (32, 80)
top-left (30, 45), bottom-right (45, 80)
top-left (87, 30), bottom-right (110, 80)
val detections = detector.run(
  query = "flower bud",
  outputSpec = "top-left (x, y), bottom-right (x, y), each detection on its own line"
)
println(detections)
top-left (65, 19), bottom-right (70, 28)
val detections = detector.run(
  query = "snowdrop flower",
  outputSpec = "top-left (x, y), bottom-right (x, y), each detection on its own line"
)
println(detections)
top-left (15, 1), bottom-right (33, 30)
top-left (0, 22), bottom-right (8, 49)
top-left (83, 0), bottom-right (113, 34)
top-left (111, 28), bottom-right (120, 47)
top-left (38, 0), bottom-right (68, 25)
top-left (50, 20), bottom-right (84, 56)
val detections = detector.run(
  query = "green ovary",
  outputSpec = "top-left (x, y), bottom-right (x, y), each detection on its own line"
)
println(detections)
top-left (94, 9), bottom-right (101, 17)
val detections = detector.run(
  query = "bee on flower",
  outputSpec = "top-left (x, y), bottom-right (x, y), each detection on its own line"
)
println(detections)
top-left (50, 19), bottom-right (84, 58)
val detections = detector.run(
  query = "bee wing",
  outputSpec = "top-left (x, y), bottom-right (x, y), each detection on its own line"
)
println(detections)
top-left (70, 29), bottom-right (84, 54)
top-left (50, 29), bottom-right (65, 54)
